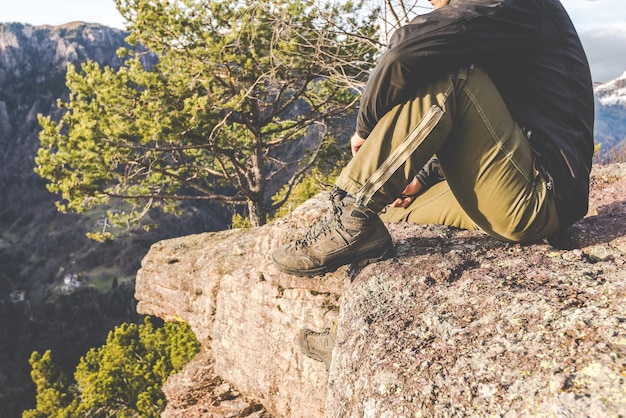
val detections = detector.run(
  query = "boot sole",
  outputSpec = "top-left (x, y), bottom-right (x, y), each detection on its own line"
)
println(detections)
top-left (273, 244), bottom-right (394, 278)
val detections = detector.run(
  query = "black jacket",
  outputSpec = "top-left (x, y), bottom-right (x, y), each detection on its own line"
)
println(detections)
top-left (356, 0), bottom-right (594, 228)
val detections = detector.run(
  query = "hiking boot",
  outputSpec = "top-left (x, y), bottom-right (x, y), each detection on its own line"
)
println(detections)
top-left (299, 328), bottom-right (336, 370)
top-left (272, 189), bottom-right (393, 277)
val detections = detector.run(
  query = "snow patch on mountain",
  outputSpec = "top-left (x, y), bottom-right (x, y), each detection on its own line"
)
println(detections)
top-left (594, 71), bottom-right (626, 107)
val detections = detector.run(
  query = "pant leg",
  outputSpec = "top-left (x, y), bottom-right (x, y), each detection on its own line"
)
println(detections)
top-left (335, 70), bottom-right (455, 212)
top-left (335, 65), bottom-right (559, 243)
top-left (381, 181), bottom-right (479, 231)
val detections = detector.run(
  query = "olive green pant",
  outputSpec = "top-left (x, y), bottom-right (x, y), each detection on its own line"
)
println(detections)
top-left (335, 65), bottom-right (559, 243)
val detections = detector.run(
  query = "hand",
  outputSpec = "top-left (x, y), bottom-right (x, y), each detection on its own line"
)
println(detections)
top-left (390, 177), bottom-right (423, 208)
top-left (351, 133), bottom-right (366, 156)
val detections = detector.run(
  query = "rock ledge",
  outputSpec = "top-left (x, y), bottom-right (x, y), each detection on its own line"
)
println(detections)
top-left (135, 163), bottom-right (626, 417)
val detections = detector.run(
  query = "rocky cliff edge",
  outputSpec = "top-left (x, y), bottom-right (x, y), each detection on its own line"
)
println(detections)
top-left (135, 163), bottom-right (626, 417)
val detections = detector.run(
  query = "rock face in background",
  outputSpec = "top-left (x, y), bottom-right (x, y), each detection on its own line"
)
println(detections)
top-left (135, 163), bottom-right (626, 417)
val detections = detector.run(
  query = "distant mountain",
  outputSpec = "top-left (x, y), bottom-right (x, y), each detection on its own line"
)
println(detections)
top-left (593, 71), bottom-right (626, 161)
top-left (0, 21), bottom-right (228, 294)
top-left (595, 71), bottom-right (626, 107)
top-left (0, 22), bottom-right (228, 418)
top-left (0, 22), bottom-right (126, 202)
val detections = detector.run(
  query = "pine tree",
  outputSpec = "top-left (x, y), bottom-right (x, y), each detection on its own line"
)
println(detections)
top-left (24, 351), bottom-right (77, 418)
top-left (23, 319), bottom-right (200, 417)
top-left (35, 0), bottom-right (379, 231)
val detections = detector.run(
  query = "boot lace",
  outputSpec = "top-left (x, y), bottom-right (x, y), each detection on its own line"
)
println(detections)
top-left (294, 192), bottom-right (346, 250)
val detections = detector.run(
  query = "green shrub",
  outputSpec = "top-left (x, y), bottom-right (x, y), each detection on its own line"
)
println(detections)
top-left (24, 318), bottom-right (200, 418)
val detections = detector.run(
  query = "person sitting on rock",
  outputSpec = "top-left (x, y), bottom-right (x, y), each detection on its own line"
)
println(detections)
top-left (272, 0), bottom-right (594, 281)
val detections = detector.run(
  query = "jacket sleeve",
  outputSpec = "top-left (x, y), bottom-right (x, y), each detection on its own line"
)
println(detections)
top-left (356, 0), bottom-right (544, 138)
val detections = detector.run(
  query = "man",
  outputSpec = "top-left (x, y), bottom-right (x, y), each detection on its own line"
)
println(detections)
top-left (272, 0), bottom-right (594, 280)
top-left (273, 0), bottom-right (594, 370)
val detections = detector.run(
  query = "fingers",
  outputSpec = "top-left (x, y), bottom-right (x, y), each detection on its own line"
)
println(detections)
top-left (390, 195), bottom-right (415, 208)
top-left (403, 177), bottom-right (423, 196)
top-left (390, 178), bottom-right (424, 208)
top-left (351, 133), bottom-right (366, 156)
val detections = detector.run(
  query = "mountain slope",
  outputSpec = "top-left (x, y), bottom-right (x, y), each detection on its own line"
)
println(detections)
top-left (0, 22), bottom-right (229, 417)
top-left (594, 71), bottom-right (626, 160)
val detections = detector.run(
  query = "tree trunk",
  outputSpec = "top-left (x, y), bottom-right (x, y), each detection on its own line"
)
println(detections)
top-left (247, 199), bottom-right (266, 227)
top-left (248, 132), bottom-right (266, 227)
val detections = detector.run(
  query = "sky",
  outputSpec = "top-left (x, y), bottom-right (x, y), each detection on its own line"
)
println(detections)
top-left (1, 0), bottom-right (625, 81)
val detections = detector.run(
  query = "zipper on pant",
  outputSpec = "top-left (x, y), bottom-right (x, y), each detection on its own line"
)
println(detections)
top-left (355, 105), bottom-right (444, 208)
